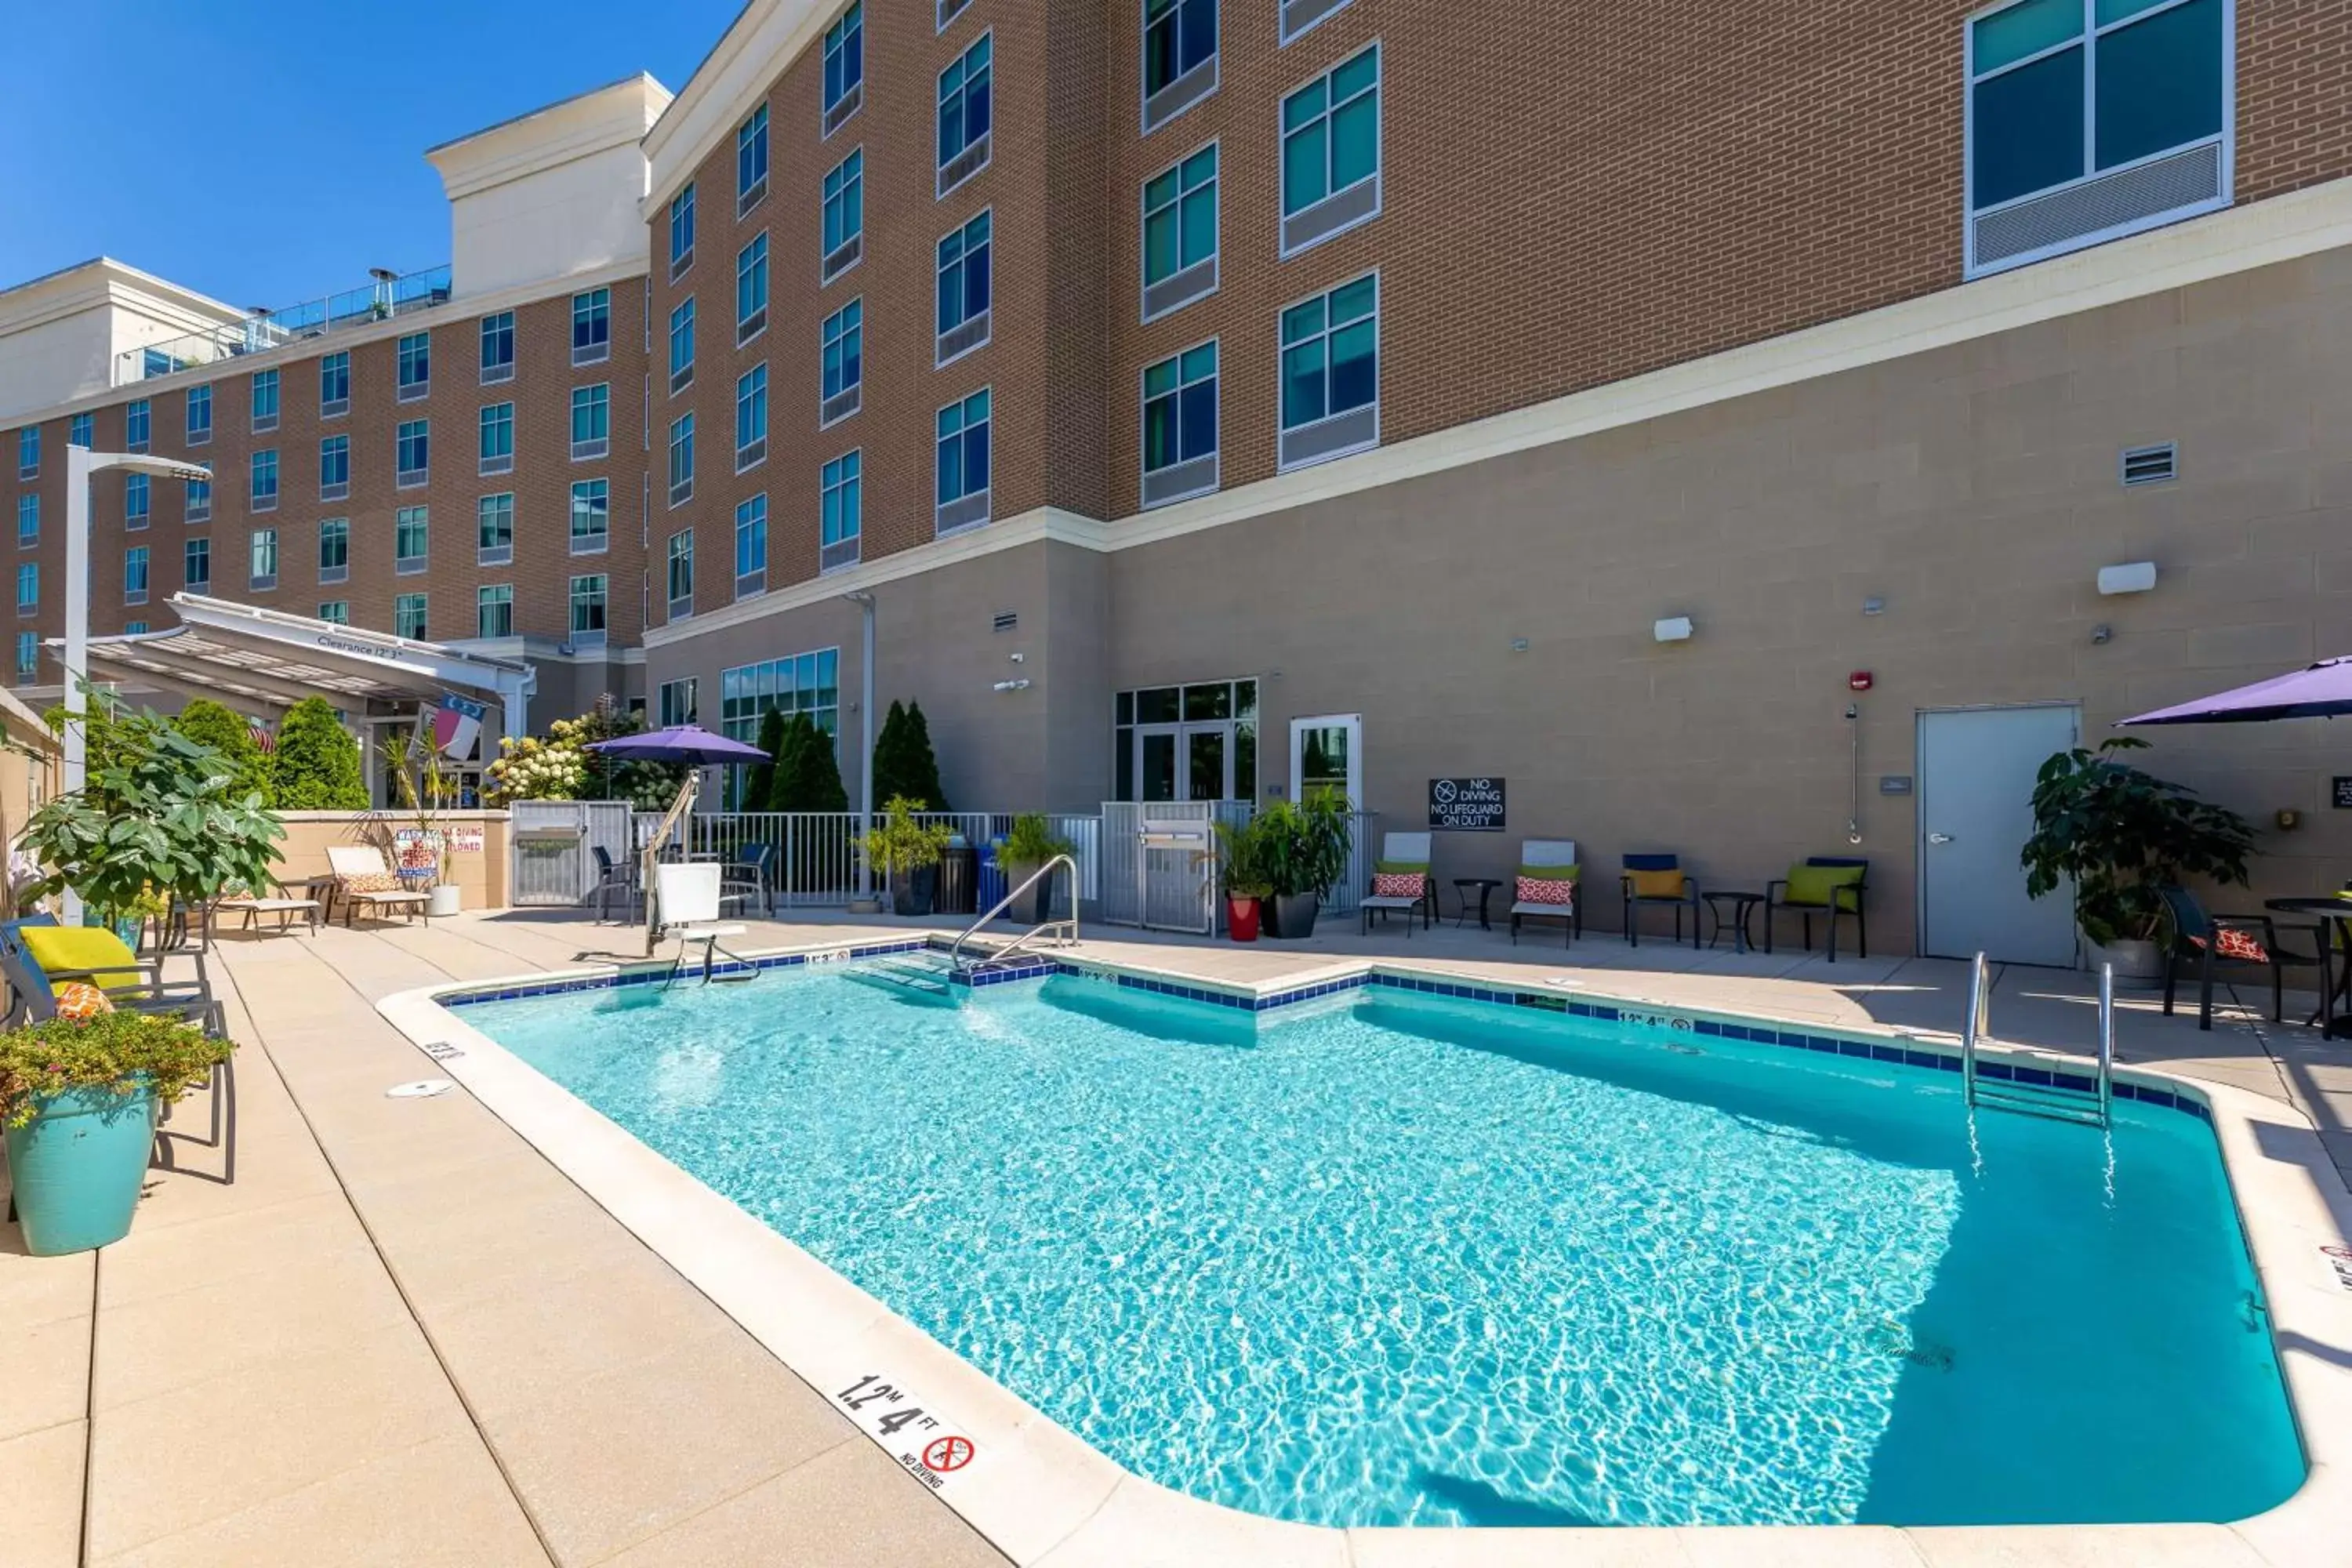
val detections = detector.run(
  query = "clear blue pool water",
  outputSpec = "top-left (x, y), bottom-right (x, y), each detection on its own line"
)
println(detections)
top-left (468, 964), bottom-right (2304, 1529)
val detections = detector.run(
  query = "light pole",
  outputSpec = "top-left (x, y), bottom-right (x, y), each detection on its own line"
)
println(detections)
top-left (841, 590), bottom-right (876, 902)
top-left (60, 445), bottom-right (212, 921)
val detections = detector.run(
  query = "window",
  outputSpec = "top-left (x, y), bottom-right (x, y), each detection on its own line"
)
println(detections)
top-left (321, 350), bottom-right (350, 415)
top-left (397, 332), bottom-right (431, 400)
top-left (938, 0), bottom-right (973, 28)
top-left (478, 492), bottom-right (514, 564)
top-left (572, 288), bottom-right (612, 366)
top-left (1279, 273), bottom-right (1377, 469)
top-left (822, 149), bottom-right (865, 281)
top-left (15, 562), bottom-right (35, 612)
top-left (670, 183), bottom-right (696, 280)
top-left (125, 399), bottom-right (151, 452)
top-left (668, 415), bottom-right (695, 506)
top-left (318, 518), bottom-right (349, 583)
top-left (186, 383), bottom-right (212, 445)
top-left (735, 493), bottom-right (770, 594)
top-left (935, 211), bottom-right (993, 365)
top-left (479, 402), bottom-right (514, 475)
top-left (395, 506), bottom-right (428, 573)
top-left (395, 593), bottom-right (428, 641)
top-left (935, 388), bottom-right (991, 533)
top-left (735, 364), bottom-right (769, 470)
top-left (737, 233), bottom-right (770, 343)
top-left (821, 299), bottom-right (863, 426)
top-left (1113, 678), bottom-right (1258, 802)
top-left (477, 583), bottom-right (514, 639)
top-left (251, 368), bottom-right (280, 432)
top-left (15, 426), bottom-right (35, 479)
top-left (938, 34), bottom-right (993, 196)
top-left (1279, 0), bottom-right (1351, 45)
top-left (479, 313), bottom-right (515, 384)
top-left (1966, 0), bottom-right (2232, 275)
top-left (1142, 339), bottom-right (1219, 506)
top-left (571, 479), bottom-right (610, 553)
top-left (720, 649), bottom-right (838, 805)
top-left (250, 528), bottom-right (279, 589)
top-left (125, 473), bottom-right (149, 528)
top-left (825, 3), bottom-right (865, 133)
top-left (1142, 0), bottom-right (1218, 132)
top-left (666, 530), bottom-right (695, 619)
top-left (250, 448), bottom-right (279, 510)
top-left (670, 299), bottom-right (696, 395)
top-left (15, 495), bottom-right (35, 547)
top-left (321, 434), bottom-right (350, 500)
top-left (70, 413), bottom-right (91, 448)
top-left (185, 477), bottom-right (210, 523)
top-left (15, 630), bottom-right (37, 681)
top-left (821, 451), bottom-right (861, 571)
top-left (318, 601), bottom-right (349, 626)
top-left (738, 103), bottom-right (770, 215)
top-left (568, 575), bottom-right (607, 645)
top-left (397, 419), bottom-right (429, 487)
top-left (1142, 142), bottom-right (1219, 318)
top-left (124, 546), bottom-right (149, 605)
top-left (570, 384), bottom-right (609, 460)
top-left (1279, 45), bottom-right (1380, 255)
top-left (183, 537), bottom-right (209, 592)
top-left (659, 677), bottom-right (699, 728)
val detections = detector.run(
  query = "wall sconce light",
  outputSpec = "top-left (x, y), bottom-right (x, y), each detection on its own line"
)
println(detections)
top-left (2090, 624), bottom-right (2114, 645)
top-left (992, 678), bottom-right (1032, 692)
top-left (2276, 808), bottom-right (2302, 832)
top-left (2097, 561), bottom-right (2158, 596)
top-left (1863, 597), bottom-right (1886, 616)
top-left (1653, 616), bottom-right (1695, 643)
top-left (1510, 637), bottom-right (1530, 653)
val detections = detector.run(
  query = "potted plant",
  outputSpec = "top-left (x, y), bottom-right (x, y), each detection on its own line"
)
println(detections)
top-left (389, 730), bottom-right (463, 916)
top-left (998, 814), bottom-right (1074, 926)
top-left (1204, 816), bottom-right (1272, 942)
top-left (2, 998), bottom-right (238, 1254)
top-left (1254, 794), bottom-right (1354, 940)
top-left (2021, 737), bottom-right (2256, 982)
top-left (862, 795), bottom-right (955, 917)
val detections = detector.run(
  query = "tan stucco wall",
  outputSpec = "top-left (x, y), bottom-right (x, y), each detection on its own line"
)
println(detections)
top-left (271, 811), bottom-right (510, 910)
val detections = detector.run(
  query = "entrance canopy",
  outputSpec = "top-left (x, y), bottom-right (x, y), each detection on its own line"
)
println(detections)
top-left (56, 593), bottom-right (534, 740)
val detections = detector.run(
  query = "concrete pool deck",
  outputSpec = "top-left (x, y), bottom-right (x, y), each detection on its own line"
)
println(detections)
top-left (6, 906), bottom-right (2352, 1565)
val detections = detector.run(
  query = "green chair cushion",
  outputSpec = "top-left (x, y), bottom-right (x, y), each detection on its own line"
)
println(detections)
top-left (1374, 860), bottom-right (1429, 875)
top-left (1519, 864), bottom-right (1579, 882)
top-left (1783, 863), bottom-right (1865, 907)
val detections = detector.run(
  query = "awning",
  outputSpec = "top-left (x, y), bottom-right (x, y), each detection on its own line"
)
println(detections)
top-left (52, 593), bottom-right (534, 738)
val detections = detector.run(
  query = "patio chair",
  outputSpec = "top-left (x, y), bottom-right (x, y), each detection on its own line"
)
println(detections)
top-left (1361, 831), bottom-right (1437, 937)
top-left (1508, 839), bottom-right (1581, 947)
top-left (211, 875), bottom-right (322, 937)
top-left (723, 842), bottom-right (777, 917)
top-left (2158, 885), bottom-right (2320, 1032)
top-left (1621, 853), bottom-right (1700, 949)
top-left (590, 844), bottom-right (641, 924)
top-left (1762, 857), bottom-right (1870, 962)
top-left (325, 845), bottom-right (431, 927)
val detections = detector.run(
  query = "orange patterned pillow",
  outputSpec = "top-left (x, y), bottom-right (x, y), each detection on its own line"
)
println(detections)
top-left (340, 872), bottom-right (407, 895)
top-left (2191, 927), bottom-right (2268, 964)
top-left (53, 982), bottom-right (115, 1022)
top-left (1371, 872), bottom-right (1424, 899)
top-left (1516, 876), bottom-right (1575, 907)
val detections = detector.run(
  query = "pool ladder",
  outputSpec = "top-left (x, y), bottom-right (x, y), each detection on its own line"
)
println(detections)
top-left (946, 854), bottom-right (1080, 982)
top-left (1960, 952), bottom-right (2114, 1130)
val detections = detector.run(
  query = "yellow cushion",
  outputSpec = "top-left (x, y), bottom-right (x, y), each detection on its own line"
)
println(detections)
top-left (1784, 863), bottom-right (1865, 907)
top-left (1627, 868), bottom-right (1686, 898)
top-left (22, 926), bottom-right (146, 993)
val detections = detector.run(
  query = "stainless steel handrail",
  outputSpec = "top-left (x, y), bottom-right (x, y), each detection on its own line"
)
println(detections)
top-left (1961, 951), bottom-right (1991, 1108)
top-left (1963, 951), bottom-right (2112, 1129)
top-left (946, 854), bottom-right (1078, 975)
top-left (2096, 960), bottom-right (2115, 1126)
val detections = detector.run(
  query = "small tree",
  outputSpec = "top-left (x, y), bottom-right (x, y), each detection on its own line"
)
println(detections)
top-left (869, 700), bottom-right (909, 806)
top-left (903, 701), bottom-right (948, 812)
top-left (771, 712), bottom-right (848, 812)
top-left (2021, 738), bottom-right (2256, 944)
top-left (172, 699), bottom-right (274, 808)
top-left (270, 697), bottom-right (368, 810)
top-left (872, 699), bottom-right (949, 812)
top-left (746, 706), bottom-right (787, 811)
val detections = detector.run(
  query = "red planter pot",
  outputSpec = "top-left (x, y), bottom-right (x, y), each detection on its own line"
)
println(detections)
top-left (1226, 896), bottom-right (1261, 942)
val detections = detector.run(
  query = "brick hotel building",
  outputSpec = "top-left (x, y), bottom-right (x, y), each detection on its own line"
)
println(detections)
top-left (3, 0), bottom-right (2350, 957)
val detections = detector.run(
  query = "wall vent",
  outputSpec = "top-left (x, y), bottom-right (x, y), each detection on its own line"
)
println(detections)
top-left (2121, 443), bottom-right (2177, 487)
top-left (992, 612), bottom-right (1018, 633)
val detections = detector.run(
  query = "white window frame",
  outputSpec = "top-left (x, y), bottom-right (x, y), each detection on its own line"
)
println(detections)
top-left (572, 288), bottom-right (612, 368)
top-left (1277, 42), bottom-right (1382, 259)
top-left (396, 332), bottom-right (432, 402)
top-left (1279, 0), bottom-right (1352, 45)
top-left (396, 419), bottom-right (430, 488)
top-left (183, 478), bottom-right (209, 524)
top-left (124, 400), bottom-right (151, 454)
top-left (735, 363), bottom-right (769, 472)
top-left (571, 479), bottom-right (612, 555)
top-left (15, 426), bottom-right (36, 481)
top-left (250, 369), bottom-right (279, 434)
top-left (478, 403), bottom-right (515, 477)
top-left (123, 545), bottom-right (149, 607)
top-left (318, 517), bottom-right (349, 585)
top-left (937, 31), bottom-right (993, 198)
top-left (738, 233), bottom-right (771, 346)
top-left (820, 449), bottom-right (862, 572)
top-left (186, 383), bottom-right (212, 445)
top-left (479, 314), bottom-right (516, 386)
top-left (477, 583), bottom-right (515, 640)
top-left (394, 504), bottom-right (430, 575)
top-left (1276, 270), bottom-right (1380, 473)
top-left (395, 592), bottom-right (429, 641)
top-left (477, 492), bottom-right (515, 566)
top-left (320, 434), bottom-right (350, 501)
top-left (821, 299), bottom-right (864, 427)
top-left (568, 575), bottom-right (608, 648)
top-left (570, 384), bottom-right (611, 462)
top-left (934, 387), bottom-right (991, 535)
top-left (1141, 138), bottom-right (1220, 321)
top-left (183, 536), bottom-right (209, 593)
top-left (250, 528), bottom-right (279, 591)
top-left (1139, 336), bottom-right (1221, 509)
top-left (822, 2), bottom-right (866, 137)
top-left (1141, 0), bottom-right (1219, 136)
top-left (321, 350), bottom-right (352, 416)
top-left (670, 298), bottom-right (697, 397)
top-left (735, 493), bottom-right (770, 597)
top-left (822, 147), bottom-right (866, 284)
top-left (935, 209), bottom-right (994, 368)
top-left (16, 495), bottom-right (37, 547)
top-left (123, 472), bottom-right (149, 530)
top-left (670, 182), bottom-right (697, 281)
top-left (737, 103), bottom-right (771, 217)
top-left (249, 448), bottom-right (279, 512)
top-left (667, 529), bottom-right (695, 622)
top-left (668, 416), bottom-right (695, 507)
top-left (317, 601), bottom-right (349, 626)
top-left (15, 562), bottom-right (35, 613)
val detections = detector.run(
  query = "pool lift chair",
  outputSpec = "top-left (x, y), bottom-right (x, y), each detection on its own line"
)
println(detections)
top-left (655, 862), bottom-right (759, 989)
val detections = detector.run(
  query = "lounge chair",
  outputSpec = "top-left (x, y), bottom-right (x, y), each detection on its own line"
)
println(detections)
top-left (212, 876), bottom-right (322, 936)
top-left (1508, 839), bottom-right (1581, 947)
top-left (2158, 884), bottom-right (2320, 1031)
top-left (723, 842), bottom-right (776, 916)
top-left (1361, 831), bottom-right (1436, 937)
top-left (1762, 857), bottom-right (1869, 962)
top-left (325, 845), bottom-right (431, 926)
top-left (1621, 853), bottom-right (1700, 949)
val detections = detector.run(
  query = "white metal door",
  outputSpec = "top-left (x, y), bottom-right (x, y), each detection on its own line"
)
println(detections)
top-left (1918, 705), bottom-right (2079, 966)
top-left (1289, 713), bottom-right (1361, 808)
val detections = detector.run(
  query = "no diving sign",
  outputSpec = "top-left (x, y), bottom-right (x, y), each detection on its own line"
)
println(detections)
top-left (1428, 777), bottom-right (1505, 832)
top-left (835, 1373), bottom-right (978, 1490)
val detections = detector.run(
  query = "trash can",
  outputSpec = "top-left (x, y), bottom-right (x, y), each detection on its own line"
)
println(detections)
top-left (977, 838), bottom-right (1007, 914)
top-left (937, 838), bottom-right (979, 916)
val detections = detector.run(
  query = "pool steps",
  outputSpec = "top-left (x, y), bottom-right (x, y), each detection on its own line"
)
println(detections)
top-left (1962, 952), bottom-right (2115, 1130)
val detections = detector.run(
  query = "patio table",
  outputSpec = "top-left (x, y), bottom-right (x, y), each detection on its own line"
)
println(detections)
top-left (2264, 897), bottom-right (2352, 1038)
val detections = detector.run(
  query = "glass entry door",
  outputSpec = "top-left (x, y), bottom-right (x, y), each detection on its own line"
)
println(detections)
top-left (1134, 723), bottom-right (1231, 801)
top-left (1289, 713), bottom-right (1361, 808)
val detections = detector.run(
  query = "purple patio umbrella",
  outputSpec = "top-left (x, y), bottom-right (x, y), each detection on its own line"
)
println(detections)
top-left (2119, 655), bottom-right (2352, 727)
top-left (584, 724), bottom-right (770, 764)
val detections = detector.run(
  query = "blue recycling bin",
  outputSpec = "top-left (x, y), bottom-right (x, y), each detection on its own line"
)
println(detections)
top-left (977, 837), bottom-right (1007, 913)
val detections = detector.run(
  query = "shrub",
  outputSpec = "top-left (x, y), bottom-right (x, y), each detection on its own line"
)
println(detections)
top-left (872, 700), bottom-right (949, 813)
top-left (771, 712), bottom-right (848, 813)
top-left (746, 706), bottom-right (787, 811)
top-left (2021, 737), bottom-right (2256, 944)
top-left (270, 697), bottom-right (368, 810)
top-left (1001, 812), bottom-right (1072, 866)
top-left (0, 1011), bottom-right (237, 1130)
top-left (171, 699), bottom-right (274, 808)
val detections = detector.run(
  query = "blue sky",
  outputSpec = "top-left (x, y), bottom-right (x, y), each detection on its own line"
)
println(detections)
top-left (0, 0), bottom-right (746, 305)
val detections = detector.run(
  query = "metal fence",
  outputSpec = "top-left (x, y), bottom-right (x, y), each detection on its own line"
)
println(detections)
top-left (1096, 804), bottom-right (1377, 931)
top-left (510, 800), bottom-right (635, 906)
top-left (619, 810), bottom-right (1105, 913)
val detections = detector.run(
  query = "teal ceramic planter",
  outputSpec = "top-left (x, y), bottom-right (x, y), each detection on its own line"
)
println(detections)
top-left (4, 1083), bottom-right (157, 1255)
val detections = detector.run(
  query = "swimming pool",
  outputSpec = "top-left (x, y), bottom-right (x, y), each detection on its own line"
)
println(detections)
top-left (463, 960), bottom-right (2304, 1530)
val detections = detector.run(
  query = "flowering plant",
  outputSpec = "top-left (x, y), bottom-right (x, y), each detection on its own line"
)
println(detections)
top-left (0, 1011), bottom-right (235, 1130)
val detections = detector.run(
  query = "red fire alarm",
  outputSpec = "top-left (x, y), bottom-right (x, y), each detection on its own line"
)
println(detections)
top-left (1849, 671), bottom-right (1875, 692)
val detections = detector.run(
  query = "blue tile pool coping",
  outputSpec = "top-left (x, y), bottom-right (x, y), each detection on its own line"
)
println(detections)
top-left (432, 941), bottom-right (2209, 1123)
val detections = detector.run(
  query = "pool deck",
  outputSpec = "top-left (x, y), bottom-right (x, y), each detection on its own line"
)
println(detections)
top-left (5, 906), bottom-right (2352, 1566)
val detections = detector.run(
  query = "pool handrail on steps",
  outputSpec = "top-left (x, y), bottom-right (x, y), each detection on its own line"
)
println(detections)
top-left (1962, 951), bottom-right (2114, 1130)
top-left (947, 853), bottom-right (1079, 978)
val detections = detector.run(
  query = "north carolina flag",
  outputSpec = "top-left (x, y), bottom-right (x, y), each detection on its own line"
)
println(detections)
top-left (434, 695), bottom-right (488, 762)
